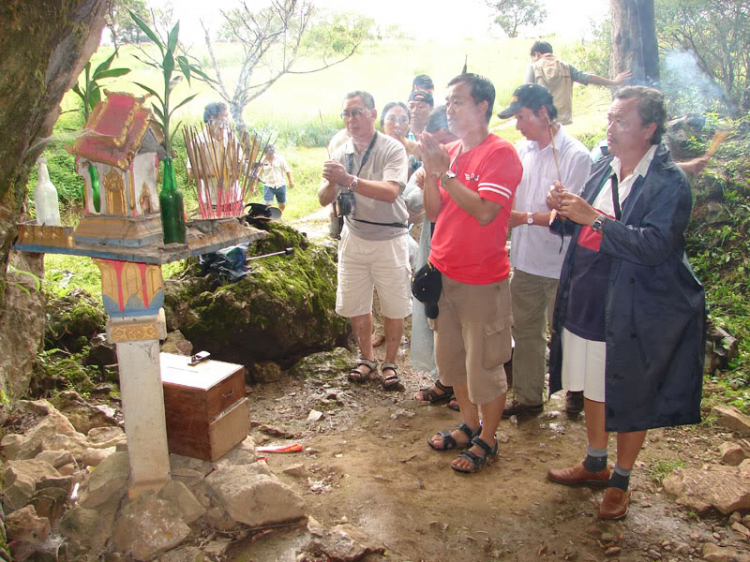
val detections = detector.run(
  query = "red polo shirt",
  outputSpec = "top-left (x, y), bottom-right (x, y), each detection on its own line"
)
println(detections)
top-left (429, 134), bottom-right (522, 284)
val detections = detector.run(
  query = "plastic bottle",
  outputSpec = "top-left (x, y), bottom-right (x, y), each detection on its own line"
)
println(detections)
top-left (35, 158), bottom-right (61, 226)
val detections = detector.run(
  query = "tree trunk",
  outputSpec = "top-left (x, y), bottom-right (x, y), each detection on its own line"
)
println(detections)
top-left (0, 0), bottom-right (107, 409)
top-left (610, 0), bottom-right (660, 87)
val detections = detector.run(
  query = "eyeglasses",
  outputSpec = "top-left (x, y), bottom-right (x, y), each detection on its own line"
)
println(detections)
top-left (340, 108), bottom-right (369, 120)
top-left (385, 115), bottom-right (409, 124)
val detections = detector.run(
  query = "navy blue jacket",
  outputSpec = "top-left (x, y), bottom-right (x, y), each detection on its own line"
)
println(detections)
top-left (549, 144), bottom-right (706, 432)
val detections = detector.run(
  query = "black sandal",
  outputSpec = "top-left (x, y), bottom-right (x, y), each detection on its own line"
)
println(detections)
top-left (447, 395), bottom-right (460, 411)
top-left (381, 362), bottom-right (400, 390)
top-left (451, 435), bottom-right (498, 474)
top-left (348, 359), bottom-right (377, 383)
top-left (414, 380), bottom-right (454, 404)
top-left (428, 422), bottom-right (481, 451)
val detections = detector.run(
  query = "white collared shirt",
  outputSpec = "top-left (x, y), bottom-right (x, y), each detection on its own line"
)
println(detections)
top-left (510, 126), bottom-right (592, 279)
top-left (593, 144), bottom-right (657, 216)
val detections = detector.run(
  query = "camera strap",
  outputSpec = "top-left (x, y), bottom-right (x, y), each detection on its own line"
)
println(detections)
top-left (346, 132), bottom-right (378, 178)
top-left (345, 132), bottom-right (407, 229)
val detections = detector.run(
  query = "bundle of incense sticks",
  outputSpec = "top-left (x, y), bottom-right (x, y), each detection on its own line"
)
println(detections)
top-left (706, 129), bottom-right (729, 158)
top-left (183, 124), bottom-right (273, 219)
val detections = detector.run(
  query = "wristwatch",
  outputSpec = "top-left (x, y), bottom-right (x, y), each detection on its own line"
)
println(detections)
top-left (440, 170), bottom-right (457, 183)
top-left (348, 176), bottom-right (359, 191)
top-left (591, 214), bottom-right (606, 232)
top-left (526, 212), bottom-right (534, 225)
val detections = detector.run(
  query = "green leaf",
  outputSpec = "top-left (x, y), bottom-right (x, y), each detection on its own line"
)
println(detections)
top-left (171, 120), bottom-right (183, 139)
top-left (133, 81), bottom-right (165, 106)
top-left (176, 56), bottom-right (192, 86)
top-left (72, 83), bottom-right (83, 99)
top-left (89, 85), bottom-right (101, 110)
top-left (92, 68), bottom-right (130, 81)
top-left (167, 21), bottom-right (180, 54)
top-left (93, 49), bottom-right (118, 76)
top-left (169, 93), bottom-right (198, 118)
top-left (130, 54), bottom-right (161, 71)
top-left (163, 50), bottom-right (175, 89)
top-left (152, 104), bottom-right (166, 123)
top-left (187, 64), bottom-right (214, 84)
top-left (129, 11), bottom-right (164, 56)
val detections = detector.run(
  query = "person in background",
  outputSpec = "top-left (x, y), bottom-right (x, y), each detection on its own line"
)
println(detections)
top-left (382, 101), bottom-right (420, 171)
top-left (406, 91), bottom-right (434, 175)
top-left (407, 90), bottom-right (435, 139)
top-left (318, 90), bottom-right (411, 391)
top-left (404, 106), bottom-right (459, 408)
top-left (526, 41), bottom-right (630, 125)
top-left (496, 84), bottom-right (592, 418)
top-left (420, 73), bottom-right (522, 473)
top-left (545, 86), bottom-right (705, 520)
top-left (259, 145), bottom-right (294, 214)
top-left (412, 74), bottom-right (435, 94)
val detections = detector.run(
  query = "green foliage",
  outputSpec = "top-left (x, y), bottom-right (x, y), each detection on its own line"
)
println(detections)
top-left (71, 49), bottom-right (131, 121)
top-left (561, 17), bottom-right (612, 79)
top-left (488, 0), bottom-right (548, 38)
top-left (129, 11), bottom-right (212, 154)
top-left (655, 0), bottom-right (750, 116)
top-left (648, 459), bottom-right (686, 484)
top-left (35, 349), bottom-right (98, 396)
top-left (686, 128), bottom-right (750, 390)
top-left (301, 11), bottom-right (372, 57)
top-left (106, 0), bottom-right (149, 45)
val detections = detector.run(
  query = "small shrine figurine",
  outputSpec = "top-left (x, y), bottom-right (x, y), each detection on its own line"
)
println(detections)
top-left (69, 91), bottom-right (165, 248)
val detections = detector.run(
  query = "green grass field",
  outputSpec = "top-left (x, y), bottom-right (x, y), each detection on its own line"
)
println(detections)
top-left (41, 36), bottom-right (611, 296)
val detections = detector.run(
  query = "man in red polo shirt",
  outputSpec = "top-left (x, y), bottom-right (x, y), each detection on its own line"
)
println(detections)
top-left (419, 73), bottom-right (523, 474)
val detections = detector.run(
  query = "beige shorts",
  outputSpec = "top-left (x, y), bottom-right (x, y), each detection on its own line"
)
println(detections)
top-left (561, 327), bottom-right (606, 402)
top-left (335, 227), bottom-right (413, 319)
top-left (434, 275), bottom-right (513, 405)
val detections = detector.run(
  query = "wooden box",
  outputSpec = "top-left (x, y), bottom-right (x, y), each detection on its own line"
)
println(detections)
top-left (160, 353), bottom-right (250, 461)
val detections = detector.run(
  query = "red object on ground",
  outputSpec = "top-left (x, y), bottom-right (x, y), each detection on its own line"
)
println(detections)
top-left (255, 443), bottom-right (303, 453)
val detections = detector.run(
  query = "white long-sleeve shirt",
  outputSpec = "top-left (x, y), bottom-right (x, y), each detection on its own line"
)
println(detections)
top-left (510, 126), bottom-right (592, 279)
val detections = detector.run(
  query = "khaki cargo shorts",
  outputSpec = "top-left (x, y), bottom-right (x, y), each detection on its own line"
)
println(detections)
top-left (434, 275), bottom-right (513, 405)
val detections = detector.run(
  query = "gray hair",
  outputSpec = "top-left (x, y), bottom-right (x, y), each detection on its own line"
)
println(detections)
top-left (344, 90), bottom-right (375, 110)
top-left (425, 105), bottom-right (449, 133)
top-left (614, 86), bottom-right (667, 145)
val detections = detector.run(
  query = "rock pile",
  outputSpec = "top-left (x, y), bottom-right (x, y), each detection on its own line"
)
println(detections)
top-left (1, 399), bottom-right (308, 561)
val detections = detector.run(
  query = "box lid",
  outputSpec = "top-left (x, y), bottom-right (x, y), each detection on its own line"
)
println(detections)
top-left (160, 352), bottom-right (243, 390)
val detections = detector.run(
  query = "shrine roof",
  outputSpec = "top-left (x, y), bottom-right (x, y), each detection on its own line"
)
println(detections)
top-left (71, 91), bottom-right (160, 170)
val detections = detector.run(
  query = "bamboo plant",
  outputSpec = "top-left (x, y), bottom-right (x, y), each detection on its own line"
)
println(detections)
top-left (129, 11), bottom-right (213, 155)
top-left (129, 11), bottom-right (213, 244)
top-left (72, 49), bottom-right (131, 121)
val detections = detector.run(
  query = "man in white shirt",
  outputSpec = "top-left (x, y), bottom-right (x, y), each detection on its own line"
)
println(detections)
top-left (259, 146), bottom-right (294, 214)
top-left (497, 84), bottom-right (592, 417)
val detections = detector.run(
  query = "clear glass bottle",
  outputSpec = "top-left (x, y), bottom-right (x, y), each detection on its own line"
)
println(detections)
top-left (34, 158), bottom-right (61, 226)
top-left (160, 157), bottom-right (186, 244)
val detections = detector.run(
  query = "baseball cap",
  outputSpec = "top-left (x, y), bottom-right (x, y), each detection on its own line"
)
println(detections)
top-left (497, 83), bottom-right (555, 119)
top-left (408, 90), bottom-right (434, 106)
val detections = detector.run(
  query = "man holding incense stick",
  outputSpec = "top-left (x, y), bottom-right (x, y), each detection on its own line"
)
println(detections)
top-left (497, 84), bottom-right (591, 417)
top-left (318, 90), bottom-right (410, 390)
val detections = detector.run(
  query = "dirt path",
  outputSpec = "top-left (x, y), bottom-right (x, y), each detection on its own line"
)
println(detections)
top-left (226, 335), bottom-right (746, 562)
top-left (224, 214), bottom-right (747, 561)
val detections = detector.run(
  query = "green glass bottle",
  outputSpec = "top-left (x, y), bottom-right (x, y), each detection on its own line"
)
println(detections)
top-left (88, 164), bottom-right (101, 212)
top-left (159, 157), bottom-right (186, 244)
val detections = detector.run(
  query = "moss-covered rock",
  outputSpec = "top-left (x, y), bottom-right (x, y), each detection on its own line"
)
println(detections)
top-left (163, 223), bottom-right (350, 367)
top-left (44, 289), bottom-right (107, 353)
top-left (31, 352), bottom-right (97, 397)
top-left (288, 347), bottom-right (357, 382)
